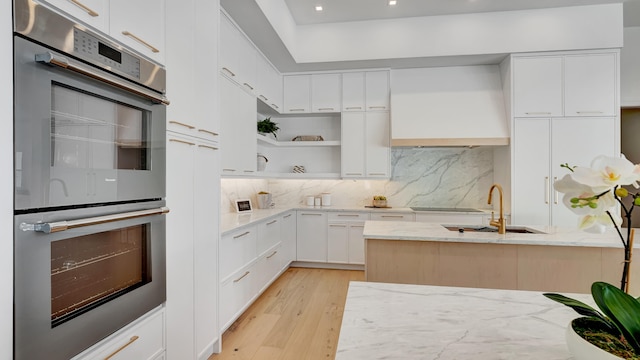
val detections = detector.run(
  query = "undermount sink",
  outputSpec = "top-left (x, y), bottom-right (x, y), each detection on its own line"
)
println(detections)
top-left (444, 225), bottom-right (544, 234)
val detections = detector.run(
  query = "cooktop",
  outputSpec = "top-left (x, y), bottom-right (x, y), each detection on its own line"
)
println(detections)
top-left (409, 207), bottom-right (484, 213)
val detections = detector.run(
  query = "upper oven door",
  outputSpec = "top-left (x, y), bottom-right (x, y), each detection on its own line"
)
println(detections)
top-left (14, 35), bottom-right (166, 211)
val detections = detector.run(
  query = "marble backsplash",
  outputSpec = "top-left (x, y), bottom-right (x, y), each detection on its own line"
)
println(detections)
top-left (221, 147), bottom-right (495, 213)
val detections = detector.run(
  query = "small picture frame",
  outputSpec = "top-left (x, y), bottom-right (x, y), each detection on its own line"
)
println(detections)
top-left (235, 199), bottom-right (253, 213)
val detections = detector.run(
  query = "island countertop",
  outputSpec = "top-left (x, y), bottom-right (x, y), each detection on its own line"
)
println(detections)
top-left (335, 281), bottom-right (590, 360)
top-left (363, 220), bottom-right (638, 249)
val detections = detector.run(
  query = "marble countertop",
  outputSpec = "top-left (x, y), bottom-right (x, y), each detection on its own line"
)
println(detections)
top-left (220, 206), bottom-right (492, 235)
top-left (363, 220), bottom-right (636, 249)
top-left (336, 281), bottom-right (590, 360)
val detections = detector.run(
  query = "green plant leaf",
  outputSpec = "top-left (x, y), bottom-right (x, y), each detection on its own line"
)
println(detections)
top-left (544, 293), bottom-right (620, 334)
top-left (591, 282), bottom-right (640, 353)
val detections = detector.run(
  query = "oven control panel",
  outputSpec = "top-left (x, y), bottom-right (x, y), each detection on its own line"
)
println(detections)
top-left (73, 28), bottom-right (141, 80)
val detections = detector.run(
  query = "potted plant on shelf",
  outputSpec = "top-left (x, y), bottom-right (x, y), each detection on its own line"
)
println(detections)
top-left (544, 155), bottom-right (640, 359)
top-left (257, 117), bottom-right (279, 140)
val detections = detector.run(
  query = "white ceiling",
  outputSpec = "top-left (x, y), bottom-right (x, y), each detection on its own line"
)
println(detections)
top-left (221, 0), bottom-right (639, 73)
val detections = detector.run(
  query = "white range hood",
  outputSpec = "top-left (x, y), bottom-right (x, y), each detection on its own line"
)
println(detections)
top-left (391, 65), bottom-right (509, 147)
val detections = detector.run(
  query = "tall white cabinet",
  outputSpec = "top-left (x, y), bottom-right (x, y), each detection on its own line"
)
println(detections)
top-left (165, 0), bottom-right (220, 358)
top-left (510, 50), bottom-right (620, 228)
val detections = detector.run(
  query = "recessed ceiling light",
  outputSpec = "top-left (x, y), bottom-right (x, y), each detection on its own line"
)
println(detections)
top-left (315, 5), bottom-right (323, 11)
top-left (389, 0), bottom-right (397, 5)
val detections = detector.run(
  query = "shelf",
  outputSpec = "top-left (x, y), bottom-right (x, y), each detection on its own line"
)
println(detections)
top-left (257, 134), bottom-right (340, 147)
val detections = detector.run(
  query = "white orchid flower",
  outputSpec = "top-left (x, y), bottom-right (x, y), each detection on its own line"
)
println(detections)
top-left (571, 155), bottom-right (640, 191)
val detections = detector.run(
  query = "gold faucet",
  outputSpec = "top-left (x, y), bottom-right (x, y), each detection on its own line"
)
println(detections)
top-left (487, 183), bottom-right (506, 234)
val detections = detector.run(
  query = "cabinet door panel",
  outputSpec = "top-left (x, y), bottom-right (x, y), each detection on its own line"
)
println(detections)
top-left (551, 117), bottom-right (616, 227)
top-left (328, 224), bottom-right (349, 263)
top-left (565, 54), bottom-right (617, 117)
top-left (513, 57), bottom-right (563, 117)
top-left (512, 118), bottom-right (551, 225)
top-left (365, 71), bottom-right (389, 111)
top-left (283, 75), bottom-right (311, 113)
top-left (40, 0), bottom-right (109, 32)
top-left (366, 112), bottom-right (390, 177)
top-left (219, 76), bottom-right (256, 175)
top-left (296, 211), bottom-right (327, 262)
top-left (281, 212), bottom-right (296, 266)
top-left (311, 73), bottom-right (341, 113)
top-left (342, 72), bottom-right (365, 111)
top-left (219, 14), bottom-right (238, 80)
top-left (341, 112), bottom-right (366, 177)
top-left (348, 224), bottom-right (365, 264)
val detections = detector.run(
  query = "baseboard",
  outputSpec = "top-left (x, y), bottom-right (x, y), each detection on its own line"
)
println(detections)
top-left (290, 261), bottom-right (364, 271)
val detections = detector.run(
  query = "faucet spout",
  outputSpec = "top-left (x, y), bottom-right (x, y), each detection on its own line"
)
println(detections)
top-left (487, 183), bottom-right (506, 234)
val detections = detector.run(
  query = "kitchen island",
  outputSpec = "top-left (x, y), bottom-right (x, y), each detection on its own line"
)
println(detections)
top-left (364, 221), bottom-right (640, 294)
top-left (335, 281), bottom-right (589, 360)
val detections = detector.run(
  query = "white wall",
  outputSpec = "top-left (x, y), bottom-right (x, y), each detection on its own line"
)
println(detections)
top-left (622, 26), bottom-right (640, 107)
top-left (256, 1), bottom-right (623, 64)
top-left (1, 0), bottom-right (13, 358)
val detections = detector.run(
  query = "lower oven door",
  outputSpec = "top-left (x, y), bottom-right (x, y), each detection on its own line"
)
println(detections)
top-left (14, 200), bottom-right (167, 360)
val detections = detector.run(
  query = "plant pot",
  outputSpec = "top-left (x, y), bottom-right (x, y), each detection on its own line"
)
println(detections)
top-left (372, 199), bottom-right (387, 208)
top-left (565, 319), bottom-right (622, 359)
top-left (256, 193), bottom-right (272, 209)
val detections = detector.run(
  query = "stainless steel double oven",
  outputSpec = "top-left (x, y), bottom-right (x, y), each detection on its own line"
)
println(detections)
top-left (13, 0), bottom-right (169, 359)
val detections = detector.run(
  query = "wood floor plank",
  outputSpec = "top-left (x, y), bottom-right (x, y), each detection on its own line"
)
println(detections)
top-left (210, 267), bottom-right (364, 360)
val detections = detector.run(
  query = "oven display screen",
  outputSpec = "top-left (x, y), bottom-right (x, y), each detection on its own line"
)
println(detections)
top-left (98, 42), bottom-right (122, 64)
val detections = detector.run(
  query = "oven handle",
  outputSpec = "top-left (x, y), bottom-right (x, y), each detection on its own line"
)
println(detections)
top-left (20, 207), bottom-right (170, 234)
top-left (35, 52), bottom-right (170, 106)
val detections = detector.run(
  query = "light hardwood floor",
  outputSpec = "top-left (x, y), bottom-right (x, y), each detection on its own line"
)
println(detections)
top-left (209, 267), bottom-right (364, 360)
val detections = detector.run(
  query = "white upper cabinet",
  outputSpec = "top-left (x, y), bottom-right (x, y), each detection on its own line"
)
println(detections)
top-left (513, 52), bottom-right (618, 118)
top-left (343, 71), bottom-right (390, 112)
top-left (220, 76), bottom-right (257, 175)
top-left (365, 71), bottom-right (390, 111)
top-left (341, 112), bottom-right (366, 177)
top-left (513, 57), bottom-right (563, 117)
top-left (311, 73), bottom-right (341, 113)
top-left (39, 0), bottom-right (109, 32)
top-left (256, 54), bottom-right (283, 112)
top-left (283, 75), bottom-right (311, 113)
top-left (219, 13), bottom-right (256, 94)
top-left (341, 112), bottom-right (390, 178)
top-left (110, 0), bottom-right (165, 65)
top-left (342, 72), bottom-right (365, 112)
top-left (564, 53), bottom-right (617, 117)
top-left (365, 112), bottom-right (390, 178)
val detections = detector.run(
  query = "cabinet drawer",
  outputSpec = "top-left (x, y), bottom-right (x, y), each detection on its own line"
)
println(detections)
top-left (220, 263), bottom-right (256, 331)
top-left (328, 212), bottom-right (370, 222)
top-left (256, 244), bottom-right (284, 293)
top-left (75, 307), bottom-right (165, 360)
top-left (258, 218), bottom-right (281, 256)
top-left (220, 226), bottom-right (257, 280)
top-left (370, 212), bottom-right (415, 222)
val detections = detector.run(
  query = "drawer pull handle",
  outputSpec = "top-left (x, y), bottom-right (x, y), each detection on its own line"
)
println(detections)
top-left (545, 176), bottom-right (549, 205)
top-left (345, 173), bottom-right (363, 176)
top-left (345, 106), bottom-right (362, 110)
top-left (198, 129), bottom-right (219, 136)
top-left (283, 214), bottom-right (292, 219)
top-left (330, 224), bottom-right (347, 227)
top-left (121, 31), bottom-right (159, 53)
top-left (266, 220), bottom-right (277, 225)
top-left (524, 112), bottom-right (551, 115)
top-left (244, 170), bottom-right (255, 173)
top-left (271, 104), bottom-right (279, 109)
top-left (382, 215), bottom-right (403, 218)
top-left (198, 144), bottom-right (218, 151)
top-left (338, 214), bottom-right (360, 217)
top-left (223, 168), bottom-right (236, 172)
top-left (104, 336), bottom-right (139, 360)
top-left (301, 213), bottom-right (322, 216)
top-left (352, 225), bottom-right (365, 228)
top-left (259, 95), bottom-right (268, 101)
top-left (576, 111), bottom-right (604, 114)
top-left (233, 231), bottom-right (250, 239)
top-left (169, 120), bottom-right (195, 129)
top-left (267, 251), bottom-right (278, 259)
top-left (554, 176), bottom-right (559, 205)
top-left (318, 108), bottom-right (334, 111)
top-left (368, 173), bottom-right (386, 176)
top-left (169, 138), bottom-right (195, 146)
top-left (222, 67), bottom-right (236, 77)
top-left (289, 108), bottom-right (305, 112)
top-left (69, 0), bottom-right (99, 16)
top-left (243, 83), bottom-right (254, 90)
top-left (233, 271), bottom-right (250, 283)
top-left (368, 106), bottom-right (386, 110)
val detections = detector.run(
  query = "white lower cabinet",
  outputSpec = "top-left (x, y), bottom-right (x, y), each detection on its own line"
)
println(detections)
top-left (72, 307), bottom-right (165, 360)
top-left (220, 226), bottom-right (258, 281)
top-left (258, 217), bottom-right (280, 256)
top-left (257, 244), bottom-right (284, 292)
top-left (281, 211), bottom-right (296, 265)
top-left (327, 212), bottom-right (369, 264)
top-left (220, 262), bottom-right (257, 331)
top-left (296, 211), bottom-right (328, 262)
